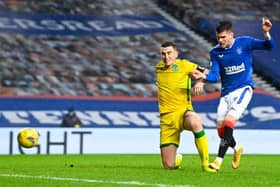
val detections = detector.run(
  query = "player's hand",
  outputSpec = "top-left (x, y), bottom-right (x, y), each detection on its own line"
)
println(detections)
top-left (262, 17), bottom-right (272, 33)
top-left (190, 70), bottom-right (205, 80)
top-left (192, 81), bottom-right (204, 96)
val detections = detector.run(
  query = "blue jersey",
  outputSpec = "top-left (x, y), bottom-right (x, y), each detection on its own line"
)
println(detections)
top-left (206, 36), bottom-right (275, 96)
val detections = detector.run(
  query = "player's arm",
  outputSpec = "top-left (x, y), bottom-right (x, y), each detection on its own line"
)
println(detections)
top-left (190, 66), bottom-right (208, 79)
top-left (204, 59), bottom-right (220, 82)
top-left (250, 18), bottom-right (275, 50)
top-left (190, 55), bottom-right (220, 83)
top-left (196, 66), bottom-right (208, 74)
top-left (262, 17), bottom-right (272, 40)
top-left (192, 81), bottom-right (204, 96)
top-left (191, 65), bottom-right (210, 96)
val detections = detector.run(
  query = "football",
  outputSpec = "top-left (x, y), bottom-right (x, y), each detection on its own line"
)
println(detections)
top-left (17, 128), bottom-right (39, 148)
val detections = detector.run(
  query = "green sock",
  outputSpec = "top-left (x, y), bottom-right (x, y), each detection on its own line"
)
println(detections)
top-left (194, 130), bottom-right (210, 167)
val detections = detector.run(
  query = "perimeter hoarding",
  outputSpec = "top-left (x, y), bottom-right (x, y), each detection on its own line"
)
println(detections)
top-left (0, 90), bottom-right (279, 129)
top-left (0, 90), bottom-right (280, 155)
top-left (0, 12), bottom-right (183, 36)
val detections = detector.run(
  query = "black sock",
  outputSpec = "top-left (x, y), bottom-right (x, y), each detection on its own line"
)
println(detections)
top-left (217, 126), bottom-right (233, 158)
top-left (225, 126), bottom-right (236, 148)
top-left (217, 138), bottom-right (229, 158)
top-left (229, 137), bottom-right (236, 148)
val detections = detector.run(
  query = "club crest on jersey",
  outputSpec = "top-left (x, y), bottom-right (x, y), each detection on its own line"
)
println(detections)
top-left (236, 47), bottom-right (242, 55)
top-left (172, 64), bottom-right (178, 72)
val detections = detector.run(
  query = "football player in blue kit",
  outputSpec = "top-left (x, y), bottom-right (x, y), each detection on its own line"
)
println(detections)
top-left (191, 18), bottom-right (275, 171)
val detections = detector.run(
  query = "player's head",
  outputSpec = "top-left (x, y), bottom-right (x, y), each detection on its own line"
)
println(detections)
top-left (161, 41), bottom-right (178, 66)
top-left (215, 20), bottom-right (234, 48)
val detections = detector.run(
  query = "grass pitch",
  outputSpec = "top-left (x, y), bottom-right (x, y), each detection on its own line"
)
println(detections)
top-left (0, 154), bottom-right (279, 187)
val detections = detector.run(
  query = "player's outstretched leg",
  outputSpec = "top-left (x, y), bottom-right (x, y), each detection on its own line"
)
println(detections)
top-left (210, 123), bottom-right (234, 171)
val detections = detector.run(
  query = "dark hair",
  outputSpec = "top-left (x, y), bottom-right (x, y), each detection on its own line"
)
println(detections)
top-left (161, 41), bottom-right (177, 49)
top-left (216, 20), bottom-right (232, 33)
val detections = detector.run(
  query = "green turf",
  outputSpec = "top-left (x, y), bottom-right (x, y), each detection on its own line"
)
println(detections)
top-left (0, 154), bottom-right (279, 187)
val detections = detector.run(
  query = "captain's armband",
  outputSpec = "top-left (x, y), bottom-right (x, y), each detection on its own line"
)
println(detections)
top-left (196, 66), bottom-right (205, 73)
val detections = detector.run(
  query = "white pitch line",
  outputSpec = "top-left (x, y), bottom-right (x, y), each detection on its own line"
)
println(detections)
top-left (0, 173), bottom-right (195, 187)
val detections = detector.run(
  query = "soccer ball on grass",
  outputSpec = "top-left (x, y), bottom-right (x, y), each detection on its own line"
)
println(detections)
top-left (17, 128), bottom-right (39, 148)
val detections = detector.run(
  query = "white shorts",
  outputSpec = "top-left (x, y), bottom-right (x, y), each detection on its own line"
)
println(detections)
top-left (217, 86), bottom-right (253, 121)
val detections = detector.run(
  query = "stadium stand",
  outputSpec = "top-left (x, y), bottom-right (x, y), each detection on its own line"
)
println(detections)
top-left (0, 0), bottom-right (278, 97)
top-left (0, 0), bottom-right (220, 97)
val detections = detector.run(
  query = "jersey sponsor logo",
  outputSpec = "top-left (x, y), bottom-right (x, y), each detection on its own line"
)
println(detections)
top-left (218, 54), bottom-right (224, 58)
top-left (224, 62), bottom-right (245, 75)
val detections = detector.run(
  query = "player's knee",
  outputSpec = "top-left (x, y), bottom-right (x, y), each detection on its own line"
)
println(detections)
top-left (185, 113), bottom-right (202, 129)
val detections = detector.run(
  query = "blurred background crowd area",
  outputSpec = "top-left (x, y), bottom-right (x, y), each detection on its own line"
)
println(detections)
top-left (0, 0), bottom-right (158, 16)
top-left (0, 0), bottom-right (278, 97)
top-left (1, 33), bottom-right (212, 97)
top-left (157, 0), bottom-right (280, 27)
top-left (157, 0), bottom-right (280, 43)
